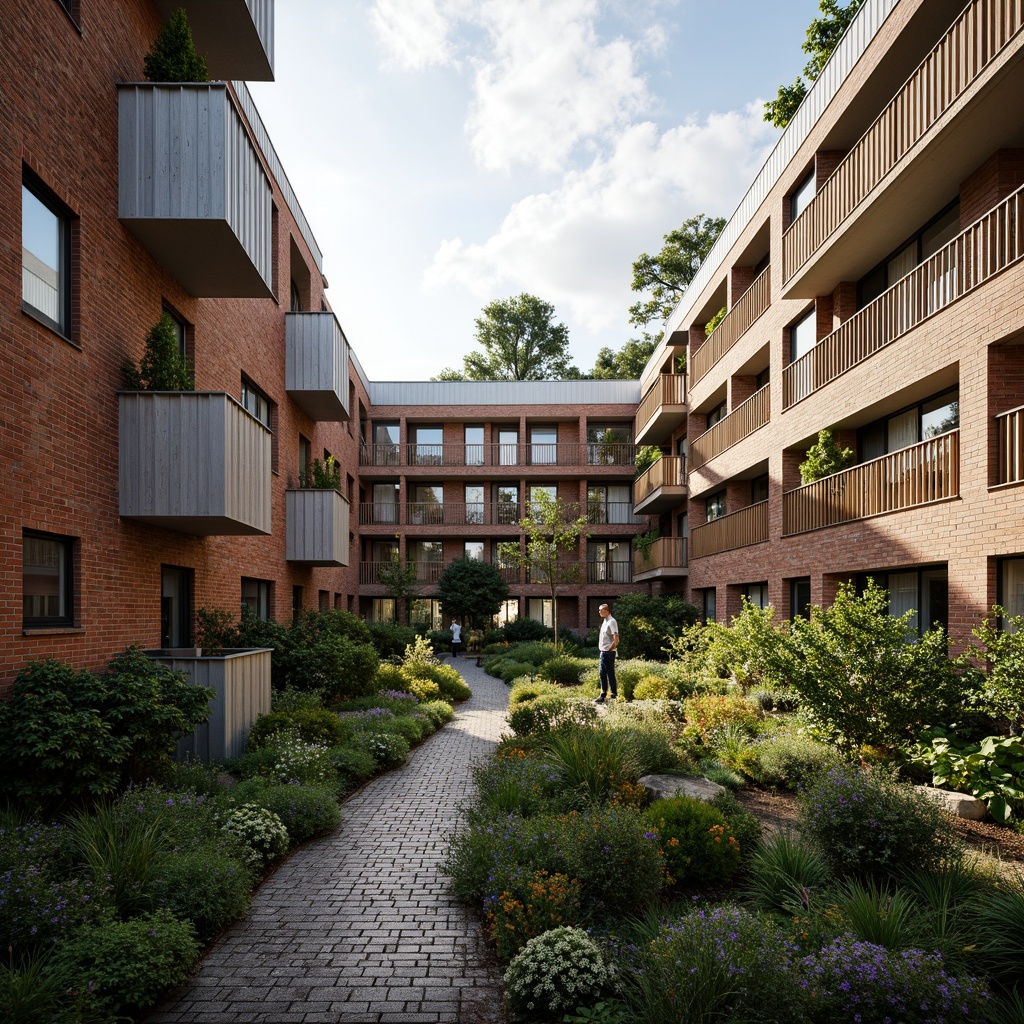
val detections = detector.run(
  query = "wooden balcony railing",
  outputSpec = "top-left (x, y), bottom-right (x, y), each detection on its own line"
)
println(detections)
top-left (634, 456), bottom-right (687, 506)
top-left (997, 405), bottom-right (1024, 485)
top-left (783, 431), bottom-right (959, 536)
top-left (784, 184), bottom-right (1024, 407)
top-left (635, 374), bottom-right (687, 438)
top-left (586, 561), bottom-right (633, 584)
top-left (690, 385), bottom-right (770, 471)
top-left (783, 0), bottom-right (1024, 283)
top-left (691, 266), bottom-right (771, 385)
top-left (586, 502), bottom-right (648, 526)
top-left (359, 442), bottom-right (636, 467)
top-left (633, 537), bottom-right (687, 575)
top-left (690, 500), bottom-right (769, 559)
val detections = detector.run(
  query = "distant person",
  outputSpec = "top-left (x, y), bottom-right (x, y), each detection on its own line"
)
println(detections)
top-left (450, 618), bottom-right (462, 658)
top-left (595, 603), bottom-right (618, 703)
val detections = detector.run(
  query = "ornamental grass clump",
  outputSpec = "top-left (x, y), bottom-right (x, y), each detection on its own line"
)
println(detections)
top-left (473, 751), bottom-right (564, 818)
top-left (800, 763), bottom-right (956, 879)
top-left (503, 926), bottom-right (620, 1022)
top-left (540, 725), bottom-right (641, 802)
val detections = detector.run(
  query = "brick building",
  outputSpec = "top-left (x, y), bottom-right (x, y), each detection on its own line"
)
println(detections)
top-left (638, 0), bottom-right (1024, 642)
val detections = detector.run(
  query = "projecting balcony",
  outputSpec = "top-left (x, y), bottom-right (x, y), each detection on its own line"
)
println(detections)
top-left (690, 266), bottom-right (771, 386)
top-left (691, 385), bottom-right (770, 471)
top-left (118, 84), bottom-right (273, 298)
top-left (634, 374), bottom-right (687, 445)
top-left (633, 457), bottom-right (688, 515)
top-left (285, 311), bottom-right (350, 421)
top-left (119, 392), bottom-right (271, 535)
top-left (632, 538), bottom-right (688, 581)
top-left (690, 501), bottom-right (769, 560)
top-left (151, 0), bottom-right (274, 80)
top-left (783, 432), bottom-right (959, 536)
top-left (782, 0), bottom-right (1024, 295)
top-left (784, 185), bottom-right (1024, 408)
top-left (996, 404), bottom-right (1024, 486)
top-left (285, 489), bottom-right (349, 565)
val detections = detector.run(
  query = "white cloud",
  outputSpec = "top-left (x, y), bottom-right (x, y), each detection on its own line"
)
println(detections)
top-left (423, 104), bottom-right (776, 332)
top-left (368, 0), bottom-right (460, 70)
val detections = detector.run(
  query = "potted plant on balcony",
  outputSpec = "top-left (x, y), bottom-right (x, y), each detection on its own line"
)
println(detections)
top-left (121, 313), bottom-right (194, 391)
top-left (300, 454), bottom-right (341, 491)
top-left (800, 429), bottom-right (854, 483)
top-left (635, 528), bottom-right (659, 565)
top-left (143, 8), bottom-right (208, 82)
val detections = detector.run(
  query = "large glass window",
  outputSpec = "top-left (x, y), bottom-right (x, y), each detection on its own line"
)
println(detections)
top-left (23, 531), bottom-right (74, 627)
top-left (410, 598), bottom-right (442, 630)
top-left (790, 578), bottom-right (811, 620)
top-left (22, 179), bottom-right (71, 336)
top-left (587, 540), bottom-right (631, 583)
top-left (410, 540), bottom-right (443, 582)
top-left (587, 484), bottom-right (633, 524)
top-left (464, 541), bottom-right (485, 561)
top-left (372, 482), bottom-right (399, 524)
top-left (530, 426), bottom-right (558, 465)
top-left (465, 484), bottom-right (484, 525)
top-left (495, 484), bottom-right (519, 524)
top-left (241, 577), bottom-right (271, 620)
top-left (464, 425), bottom-right (484, 466)
top-left (529, 484), bottom-right (557, 514)
top-left (241, 380), bottom-right (271, 428)
top-left (161, 566), bottom-right (193, 648)
top-left (706, 491), bottom-right (725, 522)
top-left (743, 582), bottom-right (769, 609)
top-left (701, 588), bottom-right (716, 624)
top-left (860, 389), bottom-right (959, 460)
top-left (498, 428), bottom-right (518, 466)
top-left (751, 475), bottom-right (769, 504)
top-left (493, 599), bottom-right (519, 627)
top-left (705, 401), bottom-right (727, 430)
top-left (410, 484), bottom-right (444, 525)
top-left (413, 426), bottom-right (444, 466)
top-left (586, 424), bottom-right (632, 465)
top-left (790, 310), bottom-right (816, 363)
top-left (373, 422), bottom-right (400, 465)
top-left (1000, 558), bottom-right (1024, 631)
top-left (789, 168), bottom-right (815, 222)
top-left (527, 598), bottom-right (553, 627)
top-left (371, 598), bottom-right (396, 623)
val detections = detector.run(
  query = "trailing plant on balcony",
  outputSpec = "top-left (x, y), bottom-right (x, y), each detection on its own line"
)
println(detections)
top-left (634, 445), bottom-right (662, 476)
top-left (143, 8), bottom-right (209, 83)
top-left (705, 305), bottom-right (727, 336)
top-left (799, 428), bottom-right (854, 484)
top-left (121, 313), bottom-right (194, 391)
top-left (634, 528), bottom-right (659, 563)
top-left (299, 455), bottom-right (341, 490)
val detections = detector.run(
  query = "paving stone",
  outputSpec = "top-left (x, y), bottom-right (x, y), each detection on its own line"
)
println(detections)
top-left (150, 660), bottom-right (507, 1022)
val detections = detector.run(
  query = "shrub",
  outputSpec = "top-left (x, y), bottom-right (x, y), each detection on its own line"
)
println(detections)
top-left (503, 618), bottom-right (554, 643)
top-left (247, 708), bottom-right (346, 749)
top-left (643, 795), bottom-right (742, 887)
top-left (219, 804), bottom-right (289, 868)
top-left (350, 730), bottom-right (409, 770)
top-left (541, 726), bottom-right (641, 801)
top-left (328, 743), bottom-right (378, 785)
top-left (121, 311), bottom-right (195, 390)
top-left (751, 728), bottom-right (841, 790)
top-left (270, 685), bottom-right (325, 713)
top-left (500, 661), bottom-right (539, 685)
top-left (682, 691), bottom-right (760, 742)
top-left (605, 720), bottom-right (680, 776)
top-left (152, 846), bottom-right (252, 939)
top-left (509, 695), bottom-right (597, 737)
top-left (0, 649), bottom-right (213, 804)
top-left (402, 674), bottom-right (442, 702)
top-left (798, 937), bottom-right (989, 1023)
top-left (248, 783), bottom-right (341, 844)
top-left (539, 655), bottom-right (585, 687)
top-left (366, 621), bottom-right (419, 660)
top-left (749, 686), bottom-right (802, 713)
top-left (385, 714), bottom-right (427, 744)
top-left (611, 594), bottom-right (700, 661)
top-left (741, 829), bottom-right (831, 917)
top-left (143, 7), bottom-right (208, 82)
top-left (418, 700), bottom-right (455, 728)
top-left (800, 763), bottom-right (957, 879)
top-left (510, 678), bottom-right (569, 707)
top-left (800, 427), bottom-right (854, 484)
top-left (633, 675), bottom-right (679, 701)
top-left (487, 870), bottom-right (584, 962)
top-left (474, 753), bottom-right (565, 819)
top-left (504, 927), bottom-right (619, 1021)
top-left (258, 731), bottom-right (336, 787)
top-left (403, 661), bottom-right (471, 703)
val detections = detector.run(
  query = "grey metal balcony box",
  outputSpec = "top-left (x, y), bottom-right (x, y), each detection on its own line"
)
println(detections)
top-left (286, 311), bottom-right (350, 421)
top-left (120, 392), bottom-right (272, 535)
top-left (118, 84), bottom-right (273, 297)
top-left (286, 489), bottom-right (350, 565)
top-left (151, 0), bottom-right (275, 81)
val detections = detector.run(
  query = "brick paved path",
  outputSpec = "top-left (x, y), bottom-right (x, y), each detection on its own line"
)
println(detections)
top-left (148, 659), bottom-right (508, 1023)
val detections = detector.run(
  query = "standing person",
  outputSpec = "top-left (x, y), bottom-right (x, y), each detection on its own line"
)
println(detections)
top-left (595, 603), bottom-right (619, 703)
top-left (450, 618), bottom-right (462, 658)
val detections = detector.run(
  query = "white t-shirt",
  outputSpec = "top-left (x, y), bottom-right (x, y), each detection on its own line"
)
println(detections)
top-left (451, 623), bottom-right (462, 642)
top-left (598, 616), bottom-right (618, 652)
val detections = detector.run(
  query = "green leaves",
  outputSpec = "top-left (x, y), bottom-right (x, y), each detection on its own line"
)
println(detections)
top-left (437, 556), bottom-right (509, 627)
top-left (143, 8), bottom-right (209, 83)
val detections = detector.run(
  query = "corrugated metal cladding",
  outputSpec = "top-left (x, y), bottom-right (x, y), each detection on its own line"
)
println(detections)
top-left (660, 0), bottom-right (900, 342)
top-left (233, 82), bottom-right (323, 272)
top-left (368, 380), bottom-right (642, 407)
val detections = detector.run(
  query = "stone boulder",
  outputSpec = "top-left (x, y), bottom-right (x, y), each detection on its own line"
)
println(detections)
top-left (916, 785), bottom-right (987, 820)
top-left (639, 774), bottom-right (726, 804)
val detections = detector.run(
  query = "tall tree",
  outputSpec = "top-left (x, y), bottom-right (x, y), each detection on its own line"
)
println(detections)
top-left (376, 559), bottom-right (420, 625)
top-left (764, 0), bottom-right (865, 128)
top-left (629, 215), bottom-right (726, 331)
top-left (590, 335), bottom-right (657, 379)
top-left (437, 558), bottom-right (510, 628)
top-left (497, 492), bottom-right (589, 647)
top-left (435, 293), bottom-right (578, 381)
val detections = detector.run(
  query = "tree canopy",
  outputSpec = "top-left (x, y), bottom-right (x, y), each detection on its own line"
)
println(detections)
top-left (590, 335), bottom-right (657, 380)
top-left (434, 293), bottom-right (579, 381)
top-left (629, 214), bottom-right (726, 331)
top-left (764, 0), bottom-right (865, 128)
top-left (437, 558), bottom-right (510, 628)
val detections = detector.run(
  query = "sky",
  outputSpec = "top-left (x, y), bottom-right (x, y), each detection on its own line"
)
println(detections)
top-left (247, 0), bottom-right (817, 381)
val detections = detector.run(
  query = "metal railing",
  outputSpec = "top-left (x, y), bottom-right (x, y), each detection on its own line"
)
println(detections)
top-left (634, 456), bottom-right (687, 506)
top-left (783, 0), bottom-right (1024, 282)
top-left (633, 537), bottom-right (687, 574)
top-left (784, 183), bottom-right (1024, 407)
top-left (997, 404), bottom-right (1024, 485)
top-left (359, 442), bottom-right (637, 467)
top-left (783, 431), bottom-right (959, 535)
top-left (586, 561), bottom-right (633, 584)
top-left (690, 385), bottom-right (770, 470)
top-left (691, 266), bottom-right (771, 385)
top-left (635, 374), bottom-right (687, 439)
top-left (359, 501), bottom-right (523, 526)
top-left (690, 500), bottom-right (769, 559)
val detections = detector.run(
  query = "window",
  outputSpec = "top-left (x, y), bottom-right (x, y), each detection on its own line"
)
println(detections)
top-left (789, 310), bottom-right (816, 363)
top-left (705, 401), bottom-right (727, 430)
top-left (751, 475), bottom-right (769, 504)
top-left (292, 585), bottom-right (304, 623)
top-left (857, 567), bottom-right (949, 635)
top-left (493, 599), bottom-right (519, 627)
top-left (493, 540), bottom-right (518, 581)
top-left (465, 425), bottom-right (484, 466)
top-left (161, 566), bottom-right (193, 648)
top-left (495, 484), bottom-right (519, 524)
top-left (241, 577), bottom-right (271, 620)
top-left (410, 484), bottom-right (444, 525)
top-left (410, 540), bottom-right (443, 582)
top-left (464, 541), bottom-right (484, 561)
top-left (756, 367), bottom-right (770, 390)
top-left (743, 582), bottom-right (769, 609)
top-left (498, 428), bottom-right (518, 465)
top-left (701, 588), bottom-right (717, 624)
top-left (163, 306), bottom-right (189, 359)
top-left (860, 389), bottom-right (959, 460)
top-left (706, 491), bottom-right (725, 522)
top-left (410, 598), bottom-right (442, 630)
top-left (587, 424), bottom-right (632, 465)
top-left (530, 426), bottom-right (558, 465)
top-left (298, 435), bottom-right (311, 485)
top-left (529, 484), bottom-right (557, 514)
top-left (22, 177), bottom-right (72, 337)
top-left (318, 590), bottom-right (331, 611)
top-left (23, 531), bottom-right (74, 627)
top-left (290, 279), bottom-right (302, 312)
top-left (587, 540), bottom-right (630, 583)
top-left (999, 558), bottom-right (1024, 631)
top-left (465, 484), bottom-right (484, 525)
top-left (527, 598), bottom-right (553, 627)
top-left (789, 168), bottom-right (815, 223)
top-left (373, 422), bottom-right (400, 465)
top-left (588, 484), bottom-right (633, 524)
top-left (790, 578), bottom-right (811, 620)
top-left (413, 426), bottom-right (444, 466)
top-left (241, 379), bottom-right (271, 428)
top-left (371, 598), bottom-right (396, 623)
top-left (372, 482), bottom-right (399, 524)
top-left (370, 539), bottom-right (398, 564)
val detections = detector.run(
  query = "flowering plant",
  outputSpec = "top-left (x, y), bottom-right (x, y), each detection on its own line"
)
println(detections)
top-left (218, 805), bottom-right (289, 868)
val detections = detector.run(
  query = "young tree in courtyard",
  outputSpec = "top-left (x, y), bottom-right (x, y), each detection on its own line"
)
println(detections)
top-left (437, 557), bottom-right (510, 628)
top-left (498, 492), bottom-right (589, 647)
top-left (376, 557), bottom-right (420, 625)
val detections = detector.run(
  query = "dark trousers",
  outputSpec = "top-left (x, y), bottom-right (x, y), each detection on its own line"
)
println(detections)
top-left (599, 650), bottom-right (617, 697)
top-left (451, 641), bottom-right (460, 658)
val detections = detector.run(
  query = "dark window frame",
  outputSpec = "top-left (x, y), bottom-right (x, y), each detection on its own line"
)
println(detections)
top-left (23, 529), bottom-right (76, 628)
top-left (22, 172), bottom-right (74, 341)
